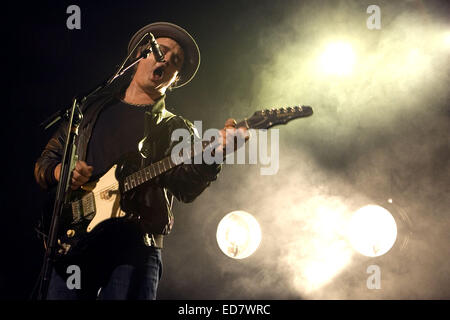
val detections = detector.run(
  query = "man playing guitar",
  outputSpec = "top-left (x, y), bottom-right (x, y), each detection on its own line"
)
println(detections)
top-left (34, 22), bottom-right (248, 300)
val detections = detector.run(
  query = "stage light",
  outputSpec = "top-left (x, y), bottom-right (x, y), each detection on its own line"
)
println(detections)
top-left (407, 48), bottom-right (421, 62)
top-left (216, 210), bottom-right (262, 259)
top-left (444, 31), bottom-right (450, 48)
top-left (347, 205), bottom-right (397, 257)
top-left (318, 42), bottom-right (355, 76)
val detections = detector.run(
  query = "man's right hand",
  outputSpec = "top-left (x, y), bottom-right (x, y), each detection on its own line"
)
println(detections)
top-left (54, 160), bottom-right (94, 190)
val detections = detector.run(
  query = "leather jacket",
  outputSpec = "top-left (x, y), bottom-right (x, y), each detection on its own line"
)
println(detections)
top-left (34, 91), bottom-right (221, 242)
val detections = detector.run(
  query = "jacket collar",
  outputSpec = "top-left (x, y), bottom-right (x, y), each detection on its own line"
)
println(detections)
top-left (117, 93), bottom-right (166, 114)
top-left (147, 94), bottom-right (166, 114)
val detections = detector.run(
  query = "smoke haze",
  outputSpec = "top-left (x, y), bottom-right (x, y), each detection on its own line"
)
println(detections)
top-left (159, 0), bottom-right (449, 299)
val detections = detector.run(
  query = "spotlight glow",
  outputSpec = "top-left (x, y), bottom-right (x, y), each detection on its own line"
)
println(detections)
top-left (444, 32), bottom-right (450, 48)
top-left (318, 42), bottom-right (355, 76)
top-left (216, 211), bottom-right (262, 259)
top-left (347, 205), bottom-right (397, 257)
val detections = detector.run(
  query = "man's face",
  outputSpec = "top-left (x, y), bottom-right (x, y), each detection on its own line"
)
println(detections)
top-left (133, 37), bottom-right (185, 94)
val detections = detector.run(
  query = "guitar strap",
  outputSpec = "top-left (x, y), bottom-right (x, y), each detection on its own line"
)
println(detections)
top-left (138, 107), bottom-right (157, 168)
top-left (141, 104), bottom-right (176, 208)
top-left (139, 97), bottom-right (169, 167)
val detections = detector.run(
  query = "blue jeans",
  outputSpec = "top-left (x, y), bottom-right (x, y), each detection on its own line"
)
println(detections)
top-left (47, 221), bottom-right (163, 300)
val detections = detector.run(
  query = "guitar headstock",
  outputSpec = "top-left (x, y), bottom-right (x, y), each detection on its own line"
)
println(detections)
top-left (238, 106), bottom-right (313, 130)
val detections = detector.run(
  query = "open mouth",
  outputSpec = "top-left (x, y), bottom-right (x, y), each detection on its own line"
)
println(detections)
top-left (153, 66), bottom-right (165, 80)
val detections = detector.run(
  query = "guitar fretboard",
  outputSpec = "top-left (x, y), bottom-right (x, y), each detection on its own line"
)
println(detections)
top-left (122, 106), bottom-right (312, 192)
top-left (123, 140), bottom-right (214, 192)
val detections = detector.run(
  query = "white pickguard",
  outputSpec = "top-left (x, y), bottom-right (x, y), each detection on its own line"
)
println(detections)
top-left (84, 164), bottom-right (126, 232)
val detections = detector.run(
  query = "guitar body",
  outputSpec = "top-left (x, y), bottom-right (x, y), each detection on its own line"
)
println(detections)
top-left (83, 164), bottom-right (125, 232)
top-left (58, 152), bottom-right (142, 254)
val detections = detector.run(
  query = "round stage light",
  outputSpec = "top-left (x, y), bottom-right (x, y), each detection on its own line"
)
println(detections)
top-left (319, 42), bottom-right (355, 76)
top-left (216, 211), bottom-right (262, 259)
top-left (347, 205), bottom-right (397, 257)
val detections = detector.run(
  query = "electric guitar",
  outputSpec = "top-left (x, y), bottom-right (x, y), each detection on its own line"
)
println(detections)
top-left (56, 106), bottom-right (313, 254)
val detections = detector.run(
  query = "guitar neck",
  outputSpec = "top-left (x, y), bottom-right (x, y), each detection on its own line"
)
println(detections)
top-left (122, 140), bottom-right (212, 192)
top-left (122, 105), bottom-right (313, 192)
top-left (122, 153), bottom-right (178, 192)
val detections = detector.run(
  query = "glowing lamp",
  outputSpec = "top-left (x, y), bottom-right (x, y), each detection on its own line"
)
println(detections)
top-left (347, 205), bottom-right (397, 257)
top-left (216, 211), bottom-right (262, 259)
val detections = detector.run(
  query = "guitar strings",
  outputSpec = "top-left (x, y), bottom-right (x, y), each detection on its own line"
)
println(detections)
top-left (91, 183), bottom-right (119, 196)
top-left (86, 165), bottom-right (162, 198)
top-left (76, 172), bottom-right (151, 200)
top-left (74, 183), bottom-right (119, 201)
top-left (77, 151), bottom-right (188, 200)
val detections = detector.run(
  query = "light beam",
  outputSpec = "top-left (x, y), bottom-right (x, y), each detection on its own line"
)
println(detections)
top-left (318, 42), bottom-right (356, 76)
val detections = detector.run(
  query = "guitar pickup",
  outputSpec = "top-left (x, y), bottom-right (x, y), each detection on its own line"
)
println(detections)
top-left (81, 192), bottom-right (96, 219)
top-left (71, 201), bottom-right (82, 223)
top-left (71, 192), bottom-right (96, 222)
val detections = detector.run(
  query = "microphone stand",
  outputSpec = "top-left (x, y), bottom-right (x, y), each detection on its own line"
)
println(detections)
top-left (36, 33), bottom-right (154, 300)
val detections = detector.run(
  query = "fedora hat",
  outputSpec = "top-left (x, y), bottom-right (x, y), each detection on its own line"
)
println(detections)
top-left (128, 22), bottom-right (200, 88)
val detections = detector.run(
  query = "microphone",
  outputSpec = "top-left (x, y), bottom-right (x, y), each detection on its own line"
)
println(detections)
top-left (148, 32), bottom-right (166, 62)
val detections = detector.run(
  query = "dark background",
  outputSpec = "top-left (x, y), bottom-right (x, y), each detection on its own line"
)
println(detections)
top-left (2, 0), bottom-right (449, 300)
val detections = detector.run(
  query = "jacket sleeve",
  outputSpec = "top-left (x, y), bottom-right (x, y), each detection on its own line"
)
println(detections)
top-left (158, 117), bottom-right (222, 203)
top-left (34, 120), bottom-right (68, 190)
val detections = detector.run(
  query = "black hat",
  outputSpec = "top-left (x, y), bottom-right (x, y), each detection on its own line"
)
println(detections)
top-left (128, 22), bottom-right (200, 88)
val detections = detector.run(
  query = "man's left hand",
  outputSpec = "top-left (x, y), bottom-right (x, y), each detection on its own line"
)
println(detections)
top-left (217, 118), bottom-right (250, 155)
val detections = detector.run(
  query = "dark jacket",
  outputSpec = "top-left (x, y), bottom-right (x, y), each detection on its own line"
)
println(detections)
top-left (34, 91), bottom-right (221, 239)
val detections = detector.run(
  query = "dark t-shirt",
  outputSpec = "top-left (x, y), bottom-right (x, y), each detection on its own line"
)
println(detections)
top-left (86, 100), bottom-right (148, 178)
